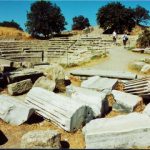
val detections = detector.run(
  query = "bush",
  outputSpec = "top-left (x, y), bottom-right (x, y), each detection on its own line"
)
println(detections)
top-left (136, 29), bottom-right (150, 48)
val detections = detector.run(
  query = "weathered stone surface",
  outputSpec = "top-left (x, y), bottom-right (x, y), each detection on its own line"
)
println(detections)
top-left (141, 64), bottom-right (150, 73)
top-left (25, 87), bottom-right (94, 132)
top-left (21, 130), bottom-right (61, 148)
top-left (111, 90), bottom-right (143, 113)
top-left (66, 85), bottom-right (109, 117)
top-left (131, 61), bottom-right (146, 70)
top-left (83, 112), bottom-right (150, 149)
top-left (34, 64), bottom-right (65, 81)
top-left (70, 69), bottom-right (137, 80)
top-left (7, 79), bottom-right (33, 95)
top-left (33, 76), bottom-right (55, 92)
top-left (6, 68), bottom-right (44, 84)
top-left (0, 95), bottom-right (34, 125)
top-left (81, 76), bottom-right (118, 91)
top-left (143, 103), bottom-right (150, 117)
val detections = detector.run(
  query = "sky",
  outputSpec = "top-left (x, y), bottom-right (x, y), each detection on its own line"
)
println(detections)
top-left (0, 0), bottom-right (150, 31)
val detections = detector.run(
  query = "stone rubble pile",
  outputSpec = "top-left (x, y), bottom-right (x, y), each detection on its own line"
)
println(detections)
top-left (131, 58), bottom-right (150, 73)
top-left (0, 61), bottom-right (150, 148)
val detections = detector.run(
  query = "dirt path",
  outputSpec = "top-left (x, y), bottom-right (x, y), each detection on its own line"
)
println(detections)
top-left (80, 46), bottom-right (150, 73)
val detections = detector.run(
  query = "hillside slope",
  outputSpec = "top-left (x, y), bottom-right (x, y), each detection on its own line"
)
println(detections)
top-left (0, 27), bottom-right (32, 40)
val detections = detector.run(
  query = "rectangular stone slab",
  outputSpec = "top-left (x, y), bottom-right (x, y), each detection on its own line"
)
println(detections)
top-left (81, 76), bottom-right (118, 91)
top-left (0, 95), bottom-right (34, 125)
top-left (143, 103), bottom-right (150, 117)
top-left (111, 90), bottom-right (143, 113)
top-left (83, 112), bottom-right (150, 149)
top-left (7, 79), bottom-right (33, 95)
top-left (70, 69), bottom-right (137, 80)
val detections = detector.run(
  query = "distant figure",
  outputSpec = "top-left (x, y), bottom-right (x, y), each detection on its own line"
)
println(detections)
top-left (122, 32), bottom-right (128, 48)
top-left (112, 30), bottom-right (117, 45)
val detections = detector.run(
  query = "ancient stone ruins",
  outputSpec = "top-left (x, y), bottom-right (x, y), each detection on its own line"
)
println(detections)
top-left (0, 33), bottom-right (150, 149)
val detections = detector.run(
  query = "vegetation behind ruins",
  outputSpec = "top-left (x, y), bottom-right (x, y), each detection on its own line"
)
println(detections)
top-left (136, 28), bottom-right (150, 48)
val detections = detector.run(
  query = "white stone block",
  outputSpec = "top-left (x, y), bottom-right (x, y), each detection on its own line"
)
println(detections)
top-left (83, 112), bottom-right (150, 148)
top-left (0, 95), bottom-right (34, 125)
top-left (111, 90), bottom-right (142, 113)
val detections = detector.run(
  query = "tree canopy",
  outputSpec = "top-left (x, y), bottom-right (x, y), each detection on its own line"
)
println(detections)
top-left (96, 2), bottom-right (150, 34)
top-left (0, 20), bottom-right (23, 31)
top-left (133, 5), bottom-right (150, 25)
top-left (72, 15), bottom-right (90, 30)
top-left (25, 0), bottom-right (67, 38)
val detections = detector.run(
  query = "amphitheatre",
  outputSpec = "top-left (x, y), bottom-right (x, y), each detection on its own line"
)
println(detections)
top-left (0, 7), bottom-right (150, 150)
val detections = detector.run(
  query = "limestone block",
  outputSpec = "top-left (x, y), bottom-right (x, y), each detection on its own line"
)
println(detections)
top-left (25, 87), bottom-right (94, 132)
top-left (81, 76), bottom-right (118, 91)
top-left (7, 79), bottom-right (33, 95)
top-left (83, 112), bottom-right (150, 149)
top-left (34, 64), bottom-right (65, 81)
top-left (141, 64), bottom-right (150, 73)
top-left (66, 85), bottom-right (109, 117)
top-left (33, 76), bottom-right (55, 92)
top-left (0, 95), bottom-right (34, 125)
top-left (111, 90), bottom-right (143, 113)
top-left (21, 130), bottom-right (61, 148)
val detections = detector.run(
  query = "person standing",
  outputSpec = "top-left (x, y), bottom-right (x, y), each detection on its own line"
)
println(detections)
top-left (122, 32), bottom-right (128, 48)
top-left (112, 30), bottom-right (117, 45)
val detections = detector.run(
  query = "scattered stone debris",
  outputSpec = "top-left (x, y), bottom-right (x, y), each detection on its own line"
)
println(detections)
top-left (111, 90), bottom-right (143, 113)
top-left (7, 79), bottom-right (33, 95)
top-left (25, 87), bottom-right (94, 132)
top-left (132, 47), bottom-right (150, 54)
top-left (21, 130), bottom-right (61, 148)
top-left (66, 85), bottom-right (109, 117)
top-left (0, 95), bottom-right (34, 125)
top-left (33, 76), bottom-right (56, 92)
top-left (83, 112), bottom-right (150, 149)
top-left (81, 76), bottom-right (118, 91)
top-left (131, 58), bottom-right (150, 74)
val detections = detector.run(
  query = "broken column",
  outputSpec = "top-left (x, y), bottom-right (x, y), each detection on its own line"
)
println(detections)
top-left (21, 130), bottom-right (61, 148)
top-left (7, 79), bottom-right (33, 96)
top-left (83, 112), bottom-right (150, 149)
top-left (0, 95), bottom-right (34, 125)
top-left (66, 85), bottom-right (109, 117)
top-left (25, 87), bottom-right (94, 132)
top-left (111, 90), bottom-right (143, 113)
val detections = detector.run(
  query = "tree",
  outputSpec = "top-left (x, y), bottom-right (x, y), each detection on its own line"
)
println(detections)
top-left (96, 2), bottom-right (135, 33)
top-left (72, 15), bottom-right (90, 30)
top-left (0, 20), bottom-right (23, 31)
top-left (133, 5), bottom-right (150, 25)
top-left (25, 0), bottom-right (67, 38)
